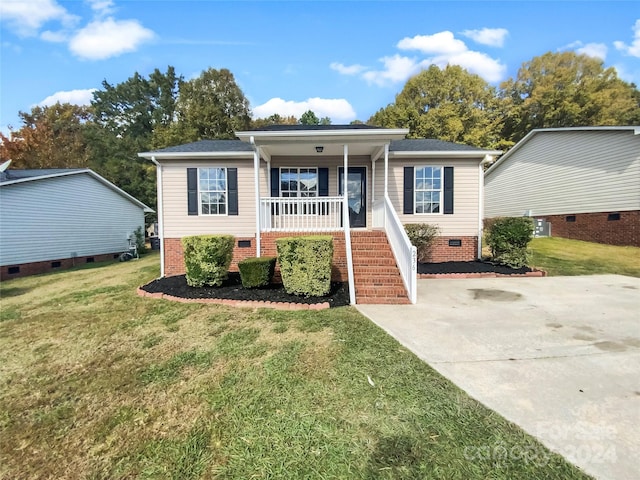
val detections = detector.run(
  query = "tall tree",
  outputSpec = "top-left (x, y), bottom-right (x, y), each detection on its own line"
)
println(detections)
top-left (251, 114), bottom-right (299, 128)
top-left (299, 110), bottom-right (320, 125)
top-left (369, 65), bottom-right (507, 149)
top-left (0, 103), bottom-right (91, 169)
top-left (88, 66), bottom-right (182, 212)
top-left (155, 68), bottom-right (251, 146)
top-left (500, 51), bottom-right (640, 143)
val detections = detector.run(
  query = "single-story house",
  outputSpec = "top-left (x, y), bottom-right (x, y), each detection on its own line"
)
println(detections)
top-left (484, 126), bottom-right (640, 247)
top-left (139, 125), bottom-right (500, 304)
top-left (0, 168), bottom-right (154, 280)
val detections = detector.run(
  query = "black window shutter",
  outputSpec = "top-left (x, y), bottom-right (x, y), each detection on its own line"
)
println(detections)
top-left (270, 168), bottom-right (279, 197)
top-left (318, 168), bottom-right (329, 196)
top-left (227, 168), bottom-right (238, 216)
top-left (403, 166), bottom-right (414, 214)
top-left (443, 166), bottom-right (454, 215)
top-left (187, 168), bottom-right (198, 215)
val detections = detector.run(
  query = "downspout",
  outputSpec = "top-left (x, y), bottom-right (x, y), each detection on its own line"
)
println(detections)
top-left (478, 155), bottom-right (493, 259)
top-left (250, 136), bottom-right (261, 257)
top-left (343, 144), bottom-right (356, 305)
top-left (151, 156), bottom-right (165, 277)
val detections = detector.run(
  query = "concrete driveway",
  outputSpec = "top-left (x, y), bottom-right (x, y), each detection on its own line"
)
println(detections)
top-left (357, 275), bottom-right (640, 480)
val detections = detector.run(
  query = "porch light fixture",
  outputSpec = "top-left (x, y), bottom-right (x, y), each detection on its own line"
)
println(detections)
top-left (315, 146), bottom-right (324, 153)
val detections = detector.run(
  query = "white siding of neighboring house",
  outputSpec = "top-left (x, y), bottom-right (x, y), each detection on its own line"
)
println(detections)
top-left (484, 130), bottom-right (640, 218)
top-left (0, 173), bottom-right (145, 266)
top-left (381, 158), bottom-right (482, 237)
top-left (161, 158), bottom-right (261, 238)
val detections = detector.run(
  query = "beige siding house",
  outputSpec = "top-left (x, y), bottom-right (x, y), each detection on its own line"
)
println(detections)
top-left (484, 127), bottom-right (640, 247)
top-left (140, 125), bottom-right (500, 304)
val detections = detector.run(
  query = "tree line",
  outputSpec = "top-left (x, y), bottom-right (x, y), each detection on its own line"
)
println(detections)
top-left (1, 51), bottom-right (638, 215)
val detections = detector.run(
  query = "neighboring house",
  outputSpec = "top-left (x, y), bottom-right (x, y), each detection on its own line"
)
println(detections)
top-left (139, 125), bottom-right (500, 304)
top-left (484, 126), bottom-right (640, 247)
top-left (0, 168), bottom-right (154, 280)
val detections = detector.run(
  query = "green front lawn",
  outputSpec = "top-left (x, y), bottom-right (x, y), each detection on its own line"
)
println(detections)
top-left (0, 254), bottom-right (590, 479)
top-left (529, 237), bottom-right (640, 277)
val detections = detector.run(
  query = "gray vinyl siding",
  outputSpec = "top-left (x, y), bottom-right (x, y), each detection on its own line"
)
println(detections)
top-left (161, 159), bottom-right (260, 238)
top-left (381, 158), bottom-right (481, 236)
top-left (0, 174), bottom-right (144, 266)
top-left (485, 130), bottom-right (640, 218)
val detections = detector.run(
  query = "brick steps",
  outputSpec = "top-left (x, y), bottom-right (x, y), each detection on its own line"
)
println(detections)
top-left (350, 230), bottom-right (409, 304)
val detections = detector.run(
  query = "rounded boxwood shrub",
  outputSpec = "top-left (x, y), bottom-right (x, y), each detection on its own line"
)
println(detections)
top-left (182, 235), bottom-right (234, 287)
top-left (485, 217), bottom-right (534, 268)
top-left (238, 256), bottom-right (276, 288)
top-left (276, 236), bottom-right (333, 297)
top-left (405, 223), bottom-right (440, 263)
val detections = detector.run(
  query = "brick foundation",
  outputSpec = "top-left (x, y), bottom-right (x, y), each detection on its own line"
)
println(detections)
top-left (163, 232), bottom-right (348, 281)
top-left (538, 211), bottom-right (640, 247)
top-left (1, 252), bottom-right (122, 281)
top-left (424, 236), bottom-right (478, 263)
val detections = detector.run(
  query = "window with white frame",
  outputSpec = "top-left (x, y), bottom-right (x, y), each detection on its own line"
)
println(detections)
top-left (199, 167), bottom-right (227, 215)
top-left (415, 166), bottom-right (442, 214)
top-left (280, 168), bottom-right (318, 197)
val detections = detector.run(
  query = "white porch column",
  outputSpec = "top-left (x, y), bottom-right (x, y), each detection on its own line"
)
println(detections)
top-left (371, 157), bottom-right (376, 202)
top-left (384, 143), bottom-right (389, 197)
top-left (343, 144), bottom-right (356, 305)
top-left (251, 137), bottom-right (261, 257)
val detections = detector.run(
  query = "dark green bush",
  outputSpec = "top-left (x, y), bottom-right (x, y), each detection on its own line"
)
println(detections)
top-left (275, 236), bottom-right (333, 297)
top-left (182, 235), bottom-right (235, 287)
top-left (485, 217), bottom-right (534, 268)
top-left (405, 223), bottom-right (440, 262)
top-left (238, 256), bottom-right (276, 288)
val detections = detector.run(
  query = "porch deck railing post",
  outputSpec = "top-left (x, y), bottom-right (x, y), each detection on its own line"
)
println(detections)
top-left (343, 145), bottom-right (356, 305)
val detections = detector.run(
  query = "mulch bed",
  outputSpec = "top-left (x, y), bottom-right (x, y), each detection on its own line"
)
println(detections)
top-left (418, 260), bottom-right (533, 275)
top-left (141, 272), bottom-right (351, 308)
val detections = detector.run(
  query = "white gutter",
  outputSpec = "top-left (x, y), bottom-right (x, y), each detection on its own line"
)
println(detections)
top-left (236, 128), bottom-right (409, 141)
top-left (250, 136), bottom-right (261, 257)
top-left (138, 151), bottom-right (253, 160)
top-left (151, 156), bottom-right (165, 277)
top-left (343, 144), bottom-right (356, 305)
top-left (390, 150), bottom-right (502, 158)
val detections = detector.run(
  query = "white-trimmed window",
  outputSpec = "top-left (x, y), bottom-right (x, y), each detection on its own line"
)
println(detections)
top-left (415, 166), bottom-right (442, 214)
top-left (199, 167), bottom-right (227, 215)
top-left (280, 168), bottom-right (318, 197)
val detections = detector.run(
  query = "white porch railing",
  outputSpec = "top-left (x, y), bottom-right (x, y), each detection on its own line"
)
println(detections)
top-left (260, 196), bottom-right (344, 232)
top-left (373, 195), bottom-right (417, 304)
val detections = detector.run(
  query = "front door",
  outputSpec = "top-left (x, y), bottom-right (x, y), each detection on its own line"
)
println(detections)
top-left (339, 167), bottom-right (366, 228)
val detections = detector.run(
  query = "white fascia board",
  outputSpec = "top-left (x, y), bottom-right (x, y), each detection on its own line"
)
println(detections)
top-left (138, 151), bottom-right (253, 160)
top-left (235, 128), bottom-right (409, 143)
top-left (390, 150), bottom-right (501, 159)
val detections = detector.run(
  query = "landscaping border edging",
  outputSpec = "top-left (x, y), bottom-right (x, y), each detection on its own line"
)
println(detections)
top-left (418, 269), bottom-right (546, 279)
top-left (136, 287), bottom-right (331, 310)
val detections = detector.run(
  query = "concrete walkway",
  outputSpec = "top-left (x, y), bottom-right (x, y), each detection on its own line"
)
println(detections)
top-left (357, 275), bottom-right (640, 480)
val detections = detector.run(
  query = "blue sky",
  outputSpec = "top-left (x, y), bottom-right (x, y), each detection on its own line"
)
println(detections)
top-left (1, 1), bottom-right (639, 134)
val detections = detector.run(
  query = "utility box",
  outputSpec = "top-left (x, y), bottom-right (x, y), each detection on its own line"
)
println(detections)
top-left (534, 218), bottom-right (551, 237)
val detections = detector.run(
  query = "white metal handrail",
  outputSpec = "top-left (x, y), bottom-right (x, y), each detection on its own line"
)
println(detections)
top-left (374, 195), bottom-right (417, 304)
top-left (260, 196), bottom-right (344, 232)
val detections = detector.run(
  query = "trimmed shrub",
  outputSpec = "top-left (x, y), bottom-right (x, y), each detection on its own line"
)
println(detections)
top-left (405, 223), bottom-right (440, 262)
top-left (485, 217), bottom-right (534, 268)
top-left (182, 235), bottom-right (234, 287)
top-left (276, 236), bottom-right (333, 297)
top-left (238, 256), bottom-right (276, 288)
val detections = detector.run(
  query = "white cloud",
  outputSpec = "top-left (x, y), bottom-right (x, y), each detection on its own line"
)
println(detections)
top-left (69, 17), bottom-right (155, 60)
top-left (41, 30), bottom-right (68, 43)
top-left (461, 28), bottom-right (509, 47)
top-left (577, 43), bottom-right (608, 60)
top-left (253, 97), bottom-right (356, 123)
top-left (0, 0), bottom-right (78, 36)
top-left (330, 62), bottom-right (367, 75)
top-left (614, 19), bottom-right (640, 57)
top-left (38, 88), bottom-right (97, 107)
top-left (397, 31), bottom-right (467, 55)
top-left (362, 55), bottom-right (423, 87)
top-left (87, 0), bottom-right (116, 16)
